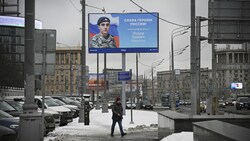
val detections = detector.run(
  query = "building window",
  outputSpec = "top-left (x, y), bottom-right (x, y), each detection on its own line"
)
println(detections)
top-left (244, 53), bottom-right (248, 63)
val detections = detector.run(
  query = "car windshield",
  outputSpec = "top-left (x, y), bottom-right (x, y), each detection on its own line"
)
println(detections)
top-left (8, 101), bottom-right (23, 112)
top-left (0, 101), bottom-right (16, 111)
top-left (62, 97), bottom-right (74, 103)
top-left (0, 110), bottom-right (13, 118)
top-left (44, 98), bottom-right (60, 107)
top-left (143, 101), bottom-right (151, 105)
top-left (239, 98), bottom-right (250, 102)
top-left (53, 99), bottom-right (66, 106)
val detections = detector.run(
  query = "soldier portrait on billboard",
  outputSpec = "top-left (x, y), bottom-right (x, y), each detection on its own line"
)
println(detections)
top-left (90, 17), bottom-right (117, 48)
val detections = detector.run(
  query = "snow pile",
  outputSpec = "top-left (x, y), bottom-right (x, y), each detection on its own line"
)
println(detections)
top-left (161, 132), bottom-right (193, 141)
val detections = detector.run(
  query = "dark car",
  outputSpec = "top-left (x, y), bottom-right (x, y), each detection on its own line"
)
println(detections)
top-left (140, 100), bottom-right (153, 110)
top-left (126, 101), bottom-right (136, 109)
top-left (0, 110), bottom-right (19, 141)
top-left (52, 96), bottom-right (81, 108)
top-left (52, 98), bottom-right (79, 118)
top-left (0, 125), bottom-right (16, 141)
top-left (218, 99), bottom-right (226, 108)
top-left (5, 100), bottom-right (55, 135)
top-left (225, 98), bottom-right (236, 106)
top-left (0, 100), bottom-right (22, 117)
top-left (235, 97), bottom-right (250, 110)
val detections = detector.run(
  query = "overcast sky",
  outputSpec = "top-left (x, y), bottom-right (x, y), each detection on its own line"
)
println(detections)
top-left (19, 0), bottom-right (211, 76)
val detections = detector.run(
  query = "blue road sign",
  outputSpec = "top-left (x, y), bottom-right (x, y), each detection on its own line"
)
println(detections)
top-left (118, 71), bottom-right (131, 81)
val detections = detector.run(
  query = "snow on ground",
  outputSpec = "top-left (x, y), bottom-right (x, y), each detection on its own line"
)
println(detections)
top-left (44, 109), bottom-right (158, 141)
top-left (161, 132), bottom-right (193, 141)
top-left (45, 109), bottom-right (193, 141)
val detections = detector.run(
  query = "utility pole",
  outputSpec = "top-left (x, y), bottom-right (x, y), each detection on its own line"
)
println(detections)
top-left (70, 52), bottom-right (73, 96)
top-left (19, 0), bottom-right (42, 140)
top-left (151, 66), bottom-right (154, 105)
top-left (96, 53), bottom-right (100, 109)
top-left (136, 53), bottom-right (140, 109)
top-left (190, 0), bottom-right (198, 115)
top-left (102, 53), bottom-right (109, 113)
top-left (211, 0), bottom-right (218, 115)
top-left (79, 0), bottom-right (86, 123)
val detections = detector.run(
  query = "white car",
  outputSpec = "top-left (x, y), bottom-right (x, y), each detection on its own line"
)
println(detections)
top-left (126, 101), bottom-right (136, 109)
top-left (35, 96), bottom-right (73, 126)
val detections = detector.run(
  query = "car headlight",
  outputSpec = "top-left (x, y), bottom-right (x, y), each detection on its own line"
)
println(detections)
top-left (143, 105), bottom-right (145, 107)
top-left (240, 102), bottom-right (243, 105)
top-left (10, 124), bottom-right (19, 129)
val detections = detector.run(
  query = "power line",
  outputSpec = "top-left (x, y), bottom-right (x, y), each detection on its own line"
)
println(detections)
top-left (129, 0), bottom-right (189, 27)
top-left (69, 0), bottom-right (81, 12)
top-left (138, 60), bottom-right (151, 68)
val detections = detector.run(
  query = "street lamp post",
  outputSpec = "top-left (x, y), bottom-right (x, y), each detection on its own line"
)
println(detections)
top-left (151, 59), bottom-right (165, 105)
top-left (170, 27), bottom-right (189, 111)
top-left (79, 0), bottom-right (86, 123)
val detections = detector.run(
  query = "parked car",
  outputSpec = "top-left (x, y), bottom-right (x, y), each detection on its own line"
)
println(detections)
top-left (184, 100), bottom-right (191, 106)
top-left (35, 96), bottom-right (73, 126)
top-left (218, 99), bottom-right (226, 108)
top-left (52, 98), bottom-right (79, 118)
top-left (0, 110), bottom-right (19, 141)
top-left (235, 97), bottom-right (250, 110)
top-left (140, 100), bottom-right (153, 110)
top-left (108, 101), bottom-right (115, 109)
top-left (225, 98), bottom-right (236, 106)
top-left (126, 101), bottom-right (136, 109)
top-left (4, 96), bottom-right (61, 125)
top-left (5, 100), bottom-right (55, 135)
top-left (52, 96), bottom-right (81, 108)
top-left (0, 100), bottom-right (22, 117)
top-left (0, 125), bottom-right (16, 141)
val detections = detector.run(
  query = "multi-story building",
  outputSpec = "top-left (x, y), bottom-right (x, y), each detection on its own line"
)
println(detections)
top-left (157, 68), bottom-right (212, 101)
top-left (157, 43), bottom-right (250, 102)
top-left (44, 46), bottom-right (86, 96)
top-left (215, 44), bottom-right (250, 97)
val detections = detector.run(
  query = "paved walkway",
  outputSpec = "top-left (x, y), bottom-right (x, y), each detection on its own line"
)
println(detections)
top-left (50, 130), bottom-right (159, 141)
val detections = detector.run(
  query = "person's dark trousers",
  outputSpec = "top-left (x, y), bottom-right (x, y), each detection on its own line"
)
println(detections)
top-left (111, 119), bottom-right (124, 136)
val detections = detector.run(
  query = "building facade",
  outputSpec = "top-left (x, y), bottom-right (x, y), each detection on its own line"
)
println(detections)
top-left (157, 43), bottom-right (250, 102)
top-left (45, 47), bottom-right (85, 96)
top-left (215, 44), bottom-right (250, 97)
top-left (157, 68), bottom-right (212, 101)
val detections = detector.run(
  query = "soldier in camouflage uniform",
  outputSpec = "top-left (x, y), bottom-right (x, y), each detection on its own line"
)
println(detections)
top-left (90, 17), bottom-right (116, 48)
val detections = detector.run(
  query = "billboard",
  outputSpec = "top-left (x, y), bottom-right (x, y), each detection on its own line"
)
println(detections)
top-left (231, 82), bottom-right (243, 90)
top-left (88, 13), bottom-right (159, 53)
top-left (88, 73), bottom-right (105, 90)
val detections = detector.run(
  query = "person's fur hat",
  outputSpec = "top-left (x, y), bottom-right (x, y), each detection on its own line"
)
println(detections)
top-left (97, 17), bottom-right (110, 25)
top-left (115, 96), bottom-right (121, 102)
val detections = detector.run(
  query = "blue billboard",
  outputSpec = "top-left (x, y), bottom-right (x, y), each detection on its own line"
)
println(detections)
top-left (88, 13), bottom-right (159, 53)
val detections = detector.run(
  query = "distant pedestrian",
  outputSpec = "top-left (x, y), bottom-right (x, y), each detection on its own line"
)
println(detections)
top-left (111, 96), bottom-right (127, 137)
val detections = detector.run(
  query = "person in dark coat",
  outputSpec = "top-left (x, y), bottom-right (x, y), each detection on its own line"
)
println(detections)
top-left (111, 97), bottom-right (127, 137)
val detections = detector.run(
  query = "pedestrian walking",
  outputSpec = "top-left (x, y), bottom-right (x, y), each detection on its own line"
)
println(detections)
top-left (111, 96), bottom-right (127, 137)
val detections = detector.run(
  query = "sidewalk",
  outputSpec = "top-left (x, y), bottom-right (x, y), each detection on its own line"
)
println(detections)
top-left (45, 109), bottom-right (158, 141)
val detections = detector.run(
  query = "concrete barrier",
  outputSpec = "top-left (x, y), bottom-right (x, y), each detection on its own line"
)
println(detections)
top-left (193, 120), bottom-right (249, 141)
top-left (158, 110), bottom-right (250, 140)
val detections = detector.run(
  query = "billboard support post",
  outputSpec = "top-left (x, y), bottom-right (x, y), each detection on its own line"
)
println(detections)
top-left (129, 69), bottom-right (134, 124)
top-left (102, 53), bottom-right (109, 113)
top-left (122, 53), bottom-right (126, 115)
top-left (96, 53), bottom-right (100, 109)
